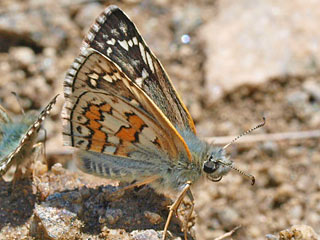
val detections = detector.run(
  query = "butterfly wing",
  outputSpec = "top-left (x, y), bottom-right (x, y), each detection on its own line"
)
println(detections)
top-left (82, 5), bottom-right (196, 134)
top-left (63, 49), bottom-right (192, 161)
top-left (0, 95), bottom-right (58, 177)
top-left (0, 105), bottom-right (12, 142)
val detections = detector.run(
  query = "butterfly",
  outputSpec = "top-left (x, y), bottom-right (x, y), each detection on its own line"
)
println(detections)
top-left (0, 94), bottom-right (59, 182)
top-left (62, 5), bottom-right (262, 239)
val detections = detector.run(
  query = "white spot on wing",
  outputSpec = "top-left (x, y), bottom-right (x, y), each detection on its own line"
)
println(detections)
top-left (135, 68), bottom-right (149, 87)
top-left (129, 99), bottom-right (140, 107)
top-left (107, 47), bottom-right (112, 56)
top-left (107, 38), bottom-right (116, 45)
top-left (90, 79), bottom-right (97, 87)
top-left (146, 51), bottom-right (154, 73)
top-left (133, 37), bottom-right (138, 45)
top-left (104, 146), bottom-right (117, 154)
top-left (140, 127), bottom-right (159, 147)
top-left (142, 68), bottom-right (149, 79)
top-left (108, 136), bottom-right (120, 145)
top-left (128, 39), bottom-right (133, 47)
top-left (139, 42), bottom-right (147, 64)
top-left (118, 40), bottom-right (129, 51)
top-left (136, 77), bottom-right (143, 87)
top-left (103, 74), bottom-right (113, 83)
top-left (88, 72), bottom-right (99, 80)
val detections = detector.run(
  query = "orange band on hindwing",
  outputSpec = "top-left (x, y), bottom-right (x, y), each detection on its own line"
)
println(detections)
top-left (115, 112), bottom-right (147, 143)
top-left (85, 103), bottom-right (110, 152)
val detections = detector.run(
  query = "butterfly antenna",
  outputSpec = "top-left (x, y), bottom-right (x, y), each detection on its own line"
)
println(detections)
top-left (11, 92), bottom-right (25, 115)
top-left (223, 117), bottom-right (266, 150)
top-left (218, 160), bottom-right (255, 185)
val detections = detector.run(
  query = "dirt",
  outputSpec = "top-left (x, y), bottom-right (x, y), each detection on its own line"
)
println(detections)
top-left (0, 0), bottom-right (319, 240)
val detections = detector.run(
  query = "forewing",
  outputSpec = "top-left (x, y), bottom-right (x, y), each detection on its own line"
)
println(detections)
top-left (82, 5), bottom-right (196, 133)
top-left (0, 95), bottom-right (58, 176)
top-left (63, 50), bottom-right (192, 161)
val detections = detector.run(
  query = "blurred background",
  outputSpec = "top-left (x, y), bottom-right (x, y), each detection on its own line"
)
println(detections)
top-left (0, 0), bottom-right (319, 239)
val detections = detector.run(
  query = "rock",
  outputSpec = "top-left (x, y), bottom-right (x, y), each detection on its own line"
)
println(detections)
top-left (105, 208), bottom-right (123, 225)
top-left (131, 229), bottom-right (160, 240)
top-left (279, 225), bottom-right (319, 240)
top-left (31, 204), bottom-right (83, 240)
top-left (200, 0), bottom-right (320, 100)
top-left (0, 2), bottom-right (75, 49)
top-left (144, 211), bottom-right (163, 225)
top-left (303, 78), bottom-right (320, 102)
top-left (10, 47), bottom-right (35, 66)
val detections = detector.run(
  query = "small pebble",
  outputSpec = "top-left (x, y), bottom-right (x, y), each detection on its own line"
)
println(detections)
top-left (131, 229), bottom-right (160, 240)
top-left (144, 211), bottom-right (163, 225)
top-left (10, 47), bottom-right (35, 66)
top-left (279, 225), bottom-right (319, 240)
top-left (51, 163), bottom-right (65, 175)
top-left (303, 79), bottom-right (320, 102)
top-left (105, 208), bottom-right (123, 225)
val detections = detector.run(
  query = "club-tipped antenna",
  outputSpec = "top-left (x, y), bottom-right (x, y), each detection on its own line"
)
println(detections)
top-left (218, 160), bottom-right (255, 185)
top-left (11, 92), bottom-right (25, 115)
top-left (223, 117), bottom-right (266, 150)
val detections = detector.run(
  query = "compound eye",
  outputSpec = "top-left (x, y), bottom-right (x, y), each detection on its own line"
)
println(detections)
top-left (203, 161), bottom-right (218, 174)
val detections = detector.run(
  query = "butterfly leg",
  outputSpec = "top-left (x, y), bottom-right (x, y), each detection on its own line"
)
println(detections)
top-left (31, 142), bottom-right (47, 181)
top-left (162, 181), bottom-right (192, 240)
top-left (181, 190), bottom-right (194, 240)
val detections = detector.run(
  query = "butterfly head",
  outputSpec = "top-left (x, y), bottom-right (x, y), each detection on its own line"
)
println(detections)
top-left (202, 118), bottom-right (266, 185)
top-left (203, 147), bottom-right (232, 182)
top-left (203, 146), bottom-right (255, 185)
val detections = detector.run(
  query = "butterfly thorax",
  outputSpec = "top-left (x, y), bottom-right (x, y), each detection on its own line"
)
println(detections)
top-left (169, 129), bottom-right (233, 188)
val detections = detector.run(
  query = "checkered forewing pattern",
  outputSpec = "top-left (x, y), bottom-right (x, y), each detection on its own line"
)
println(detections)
top-left (83, 5), bottom-right (196, 133)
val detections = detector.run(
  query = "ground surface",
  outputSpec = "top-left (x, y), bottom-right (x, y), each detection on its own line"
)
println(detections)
top-left (0, 0), bottom-right (319, 239)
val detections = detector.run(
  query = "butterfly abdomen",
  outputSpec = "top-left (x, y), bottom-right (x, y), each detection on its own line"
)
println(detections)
top-left (76, 150), bottom-right (165, 182)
